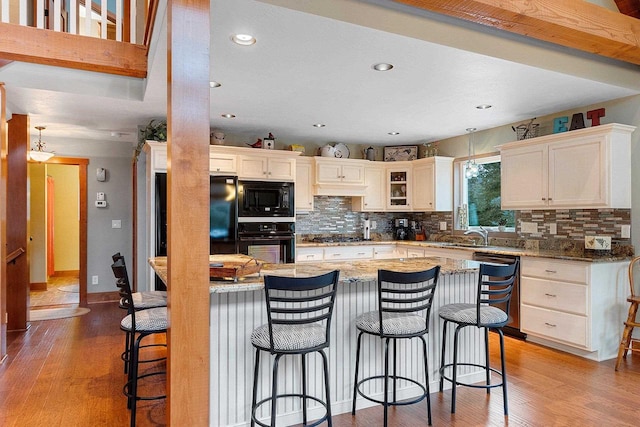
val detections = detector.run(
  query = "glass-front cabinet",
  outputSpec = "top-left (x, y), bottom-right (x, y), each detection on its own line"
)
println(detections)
top-left (386, 163), bottom-right (411, 210)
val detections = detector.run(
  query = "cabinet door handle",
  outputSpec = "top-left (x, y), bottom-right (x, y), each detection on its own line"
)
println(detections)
top-left (306, 255), bottom-right (314, 259)
top-left (542, 197), bottom-right (546, 201)
top-left (544, 293), bottom-right (557, 297)
top-left (544, 322), bottom-right (557, 328)
top-left (357, 252), bottom-right (366, 256)
top-left (545, 269), bottom-right (557, 274)
top-left (548, 198), bottom-right (553, 201)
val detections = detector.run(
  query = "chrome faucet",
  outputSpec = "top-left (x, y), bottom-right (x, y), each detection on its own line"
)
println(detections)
top-left (464, 227), bottom-right (489, 246)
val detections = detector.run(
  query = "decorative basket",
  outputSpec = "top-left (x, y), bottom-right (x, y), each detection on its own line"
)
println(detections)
top-left (515, 123), bottom-right (539, 140)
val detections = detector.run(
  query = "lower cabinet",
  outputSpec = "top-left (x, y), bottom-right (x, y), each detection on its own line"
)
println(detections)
top-left (520, 256), bottom-right (627, 361)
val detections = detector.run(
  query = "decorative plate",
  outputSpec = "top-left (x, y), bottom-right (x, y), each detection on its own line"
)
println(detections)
top-left (334, 143), bottom-right (350, 158)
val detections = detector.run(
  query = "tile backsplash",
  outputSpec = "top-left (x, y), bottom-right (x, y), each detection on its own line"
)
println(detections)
top-left (296, 197), bottom-right (631, 246)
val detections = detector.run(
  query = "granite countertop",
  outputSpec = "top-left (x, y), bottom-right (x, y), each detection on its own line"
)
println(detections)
top-left (149, 256), bottom-right (482, 294)
top-left (296, 240), bottom-right (632, 263)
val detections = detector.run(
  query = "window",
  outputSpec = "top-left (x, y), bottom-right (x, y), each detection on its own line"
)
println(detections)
top-left (455, 155), bottom-right (515, 232)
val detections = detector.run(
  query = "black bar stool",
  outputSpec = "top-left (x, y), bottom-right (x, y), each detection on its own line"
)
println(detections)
top-left (112, 258), bottom-right (167, 427)
top-left (438, 260), bottom-right (519, 415)
top-left (351, 266), bottom-right (440, 427)
top-left (112, 253), bottom-right (167, 374)
top-left (250, 270), bottom-right (340, 427)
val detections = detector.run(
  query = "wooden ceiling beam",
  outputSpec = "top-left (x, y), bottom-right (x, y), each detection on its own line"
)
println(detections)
top-left (0, 23), bottom-right (147, 78)
top-left (394, 0), bottom-right (640, 65)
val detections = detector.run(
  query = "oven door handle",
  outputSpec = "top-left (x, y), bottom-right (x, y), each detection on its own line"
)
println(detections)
top-left (238, 236), bottom-right (293, 242)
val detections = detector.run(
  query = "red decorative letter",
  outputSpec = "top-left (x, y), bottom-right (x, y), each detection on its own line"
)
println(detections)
top-left (587, 108), bottom-right (605, 126)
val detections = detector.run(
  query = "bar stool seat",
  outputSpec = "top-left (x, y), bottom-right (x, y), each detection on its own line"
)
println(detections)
top-left (121, 307), bottom-right (168, 331)
top-left (355, 311), bottom-right (427, 335)
top-left (251, 324), bottom-right (327, 351)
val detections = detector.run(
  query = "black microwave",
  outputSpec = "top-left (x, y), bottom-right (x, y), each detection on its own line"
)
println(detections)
top-left (238, 181), bottom-right (294, 217)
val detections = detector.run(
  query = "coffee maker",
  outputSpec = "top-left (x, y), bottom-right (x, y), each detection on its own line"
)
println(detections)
top-left (394, 218), bottom-right (409, 240)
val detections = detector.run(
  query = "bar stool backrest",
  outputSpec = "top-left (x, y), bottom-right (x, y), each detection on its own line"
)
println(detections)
top-left (263, 270), bottom-right (340, 353)
top-left (377, 266), bottom-right (440, 337)
top-left (112, 258), bottom-right (136, 321)
top-left (476, 261), bottom-right (519, 326)
top-left (628, 256), bottom-right (640, 298)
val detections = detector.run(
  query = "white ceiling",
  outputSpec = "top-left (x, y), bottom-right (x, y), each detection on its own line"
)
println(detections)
top-left (0, 0), bottom-right (639, 153)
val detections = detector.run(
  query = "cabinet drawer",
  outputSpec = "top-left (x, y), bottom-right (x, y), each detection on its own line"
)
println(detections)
top-left (296, 248), bottom-right (324, 262)
top-left (407, 248), bottom-right (425, 258)
top-left (521, 277), bottom-right (587, 315)
top-left (521, 304), bottom-right (588, 348)
top-left (522, 258), bottom-right (588, 283)
top-left (324, 247), bottom-right (373, 260)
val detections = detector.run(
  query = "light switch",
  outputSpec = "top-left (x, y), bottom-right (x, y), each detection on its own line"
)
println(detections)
top-left (548, 223), bottom-right (557, 235)
top-left (439, 221), bottom-right (447, 231)
top-left (621, 224), bottom-right (631, 238)
top-left (96, 192), bottom-right (105, 201)
top-left (112, 220), bottom-right (122, 229)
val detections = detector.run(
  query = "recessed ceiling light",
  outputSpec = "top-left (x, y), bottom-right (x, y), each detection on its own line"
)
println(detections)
top-left (388, 131), bottom-right (400, 135)
top-left (222, 113), bottom-right (236, 119)
top-left (231, 34), bottom-right (256, 46)
top-left (313, 123), bottom-right (326, 128)
top-left (373, 63), bottom-right (394, 71)
top-left (210, 81), bottom-right (221, 88)
top-left (476, 104), bottom-right (492, 109)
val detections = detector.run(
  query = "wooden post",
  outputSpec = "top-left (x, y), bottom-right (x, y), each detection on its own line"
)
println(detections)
top-left (0, 83), bottom-right (7, 361)
top-left (166, 0), bottom-right (210, 425)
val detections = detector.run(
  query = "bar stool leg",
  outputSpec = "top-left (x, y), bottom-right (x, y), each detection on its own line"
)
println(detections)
top-left (615, 302), bottom-right (638, 370)
top-left (301, 353), bottom-right (308, 425)
top-left (420, 336), bottom-right (432, 426)
top-left (451, 325), bottom-right (462, 414)
top-left (383, 338), bottom-right (390, 427)
top-left (271, 354), bottom-right (283, 427)
top-left (320, 349), bottom-right (333, 427)
top-left (351, 332), bottom-right (364, 415)
top-left (498, 329), bottom-right (509, 415)
top-left (251, 348), bottom-right (261, 427)
top-left (484, 328), bottom-right (491, 394)
top-left (392, 338), bottom-right (397, 403)
top-left (439, 320), bottom-right (448, 392)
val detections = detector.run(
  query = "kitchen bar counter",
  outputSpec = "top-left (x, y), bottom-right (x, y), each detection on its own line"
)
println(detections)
top-left (149, 256), bottom-right (485, 427)
top-left (297, 239), bottom-right (633, 262)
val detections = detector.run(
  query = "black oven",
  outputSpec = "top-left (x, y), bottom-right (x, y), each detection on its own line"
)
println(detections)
top-left (238, 222), bottom-right (295, 264)
top-left (238, 181), bottom-right (294, 218)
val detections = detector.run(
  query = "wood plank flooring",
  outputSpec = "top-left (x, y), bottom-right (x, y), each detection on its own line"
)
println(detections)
top-left (1, 301), bottom-right (639, 426)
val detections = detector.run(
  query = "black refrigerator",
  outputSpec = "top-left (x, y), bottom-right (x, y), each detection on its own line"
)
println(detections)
top-left (154, 174), bottom-right (238, 289)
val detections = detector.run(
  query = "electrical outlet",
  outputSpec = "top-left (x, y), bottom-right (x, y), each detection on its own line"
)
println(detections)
top-left (92, 275), bottom-right (99, 285)
top-left (112, 220), bottom-right (121, 229)
top-left (585, 235), bottom-right (611, 250)
top-left (371, 220), bottom-right (377, 230)
top-left (439, 221), bottom-right (447, 231)
top-left (621, 224), bottom-right (631, 239)
top-left (548, 223), bottom-right (557, 235)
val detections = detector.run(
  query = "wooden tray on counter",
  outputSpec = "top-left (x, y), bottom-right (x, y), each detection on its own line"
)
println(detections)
top-left (209, 254), bottom-right (263, 281)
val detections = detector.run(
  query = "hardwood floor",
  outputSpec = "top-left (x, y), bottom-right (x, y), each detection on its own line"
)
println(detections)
top-left (30, 276), bottom-right (79, 308)
top-left (1, 301), bottom-right (639, 426)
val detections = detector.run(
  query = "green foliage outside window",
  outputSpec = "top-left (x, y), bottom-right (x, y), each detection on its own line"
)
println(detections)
top-left (467, 162), bottom-right (515, 228)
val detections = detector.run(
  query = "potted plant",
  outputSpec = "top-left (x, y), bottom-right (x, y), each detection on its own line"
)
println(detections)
top-left (497, 216), bottom-right (508, 232)
top-left (135, 119), bottom-right (167, 158)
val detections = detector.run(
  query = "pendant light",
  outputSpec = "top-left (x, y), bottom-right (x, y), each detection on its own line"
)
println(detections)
top-left (464, 127), bottom-right (479, 179)
top-left (30, 126), bottom-right (54, 162)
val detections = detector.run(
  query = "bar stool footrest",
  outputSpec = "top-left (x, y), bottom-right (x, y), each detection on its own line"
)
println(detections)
top-left (355, 374), bottom-right (428, 407)
top-left (121, 343), bottom-right (167, 366)
top-left (440, 362), bottom-right (504, 389)
top-left (251, 393), bottom-right (330, 427)
top-left (123, 370), bottom-right (167, 402)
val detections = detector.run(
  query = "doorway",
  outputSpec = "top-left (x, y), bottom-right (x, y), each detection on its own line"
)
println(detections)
top-left (28, 158), bottom-right (88, 308)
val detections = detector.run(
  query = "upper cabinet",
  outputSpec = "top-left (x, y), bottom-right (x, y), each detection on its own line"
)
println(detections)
top-left (386, 162), bottom-right (412, 211)
top-left (238, 152), bottom-right (297, 181)
top-left (295, 157), bottom-right (315, 212)
top-left (412, 157), bottom-right (453, 211)
top-left (209, 151), bottom-right (237, 175)
top-left (500, 124), bottom-right (635, 210)
top-left (314, 158), bottom-right (367, 196)
top-left (352, 163), bottom-right (386, 212)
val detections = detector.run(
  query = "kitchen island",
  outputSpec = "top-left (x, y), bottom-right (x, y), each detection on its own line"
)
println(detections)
top-left (149, 256), bottom-right (490, 427)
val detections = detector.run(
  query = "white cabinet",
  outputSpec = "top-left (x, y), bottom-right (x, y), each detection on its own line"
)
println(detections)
top-left (406, 247), bottom-right (426, 258)
top-left (386, 163), bottom-right (412, 210)
top-left (520, 256), bottom-right (627, 361)
top-left (296, 247), bottom-right (324, 262)
top-left (500, 123), bottom-right (634, 210)
top-left (412, 157), bottom-right (453, 211)
top-left (352, 163), bottom-right (385, 212)
top-left (209, 151), bottom-right (237, 175)
top-left (314, 158), bottom-right (367, 196)
top-left (422, 247), bottom-right (474, 260)
top-left (323, 246), bottom-right (374, 261)
top-left (295, 157), bottom-right (314, 212)
top-left (238, 154), bottom-right (296, 181)
top-left (373, 245), bottom-right (406, 259)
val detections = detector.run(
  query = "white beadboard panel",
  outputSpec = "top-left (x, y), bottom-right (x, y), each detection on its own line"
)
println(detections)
top-left (210, 271), bottom-right (484, 427)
